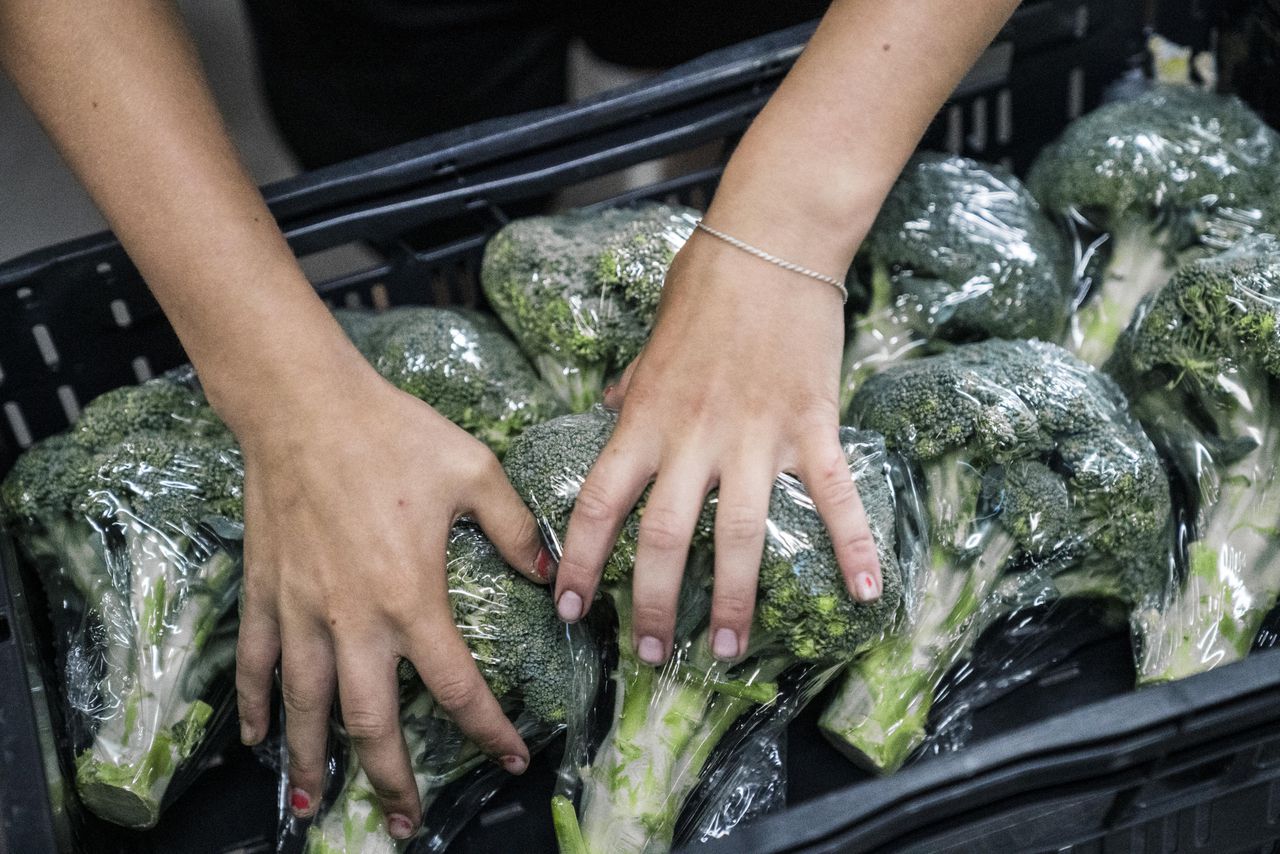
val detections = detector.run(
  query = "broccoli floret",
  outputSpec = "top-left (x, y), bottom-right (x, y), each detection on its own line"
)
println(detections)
top-left (305, 524), bottom-right (578, 854)
top-left (820, 339), bottom-right (1170, 772)
top-left (504, 411), bottom-right (905, 853)
top-left (1029, 85), bottom-right (1280, 367)
top-left (2, 381), bottom-right (243, 829)
top-left (480, 204), bottom-right (697, 411)
top-left (334, 306), bottom-right (565, 456)
top-left (841, 153), bottom-right (1075, 409)
top-left (1108, 235), bottom-right (1280, 684)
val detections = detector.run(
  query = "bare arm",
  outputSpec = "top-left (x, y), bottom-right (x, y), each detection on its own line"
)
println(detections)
top-left (0, 1), bottom-right (544, 838)
top-left (559, 0), bottom-right (1020, 662)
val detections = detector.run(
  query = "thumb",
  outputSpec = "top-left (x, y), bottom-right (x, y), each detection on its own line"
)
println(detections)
top-left (466, 467), bottom-right (553, 584)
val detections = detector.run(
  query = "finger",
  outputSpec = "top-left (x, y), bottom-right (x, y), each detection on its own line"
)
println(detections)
top-left (630, 462), bottom-right (712, 665)
top-left (463, 450), bottom-right (551, 584)
top-left (405, 607), bottom-right (529, 771)
top-left (603, 359), bottom-right (639, 411)
top-left (799, 440), bottom-right (882, 602)
top-left (334, 645), bottom-right (422, 839)
top-left (709, 462), bottom-right (777, 660)
top-left (235, 591), bottom-right (280, 746)
top-left (557, 435), bottom-right (654, 623)
top-left (280, 627), bottom-right (337, 818)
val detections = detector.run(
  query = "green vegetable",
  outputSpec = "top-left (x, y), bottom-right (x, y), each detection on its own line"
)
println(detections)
top-left (305, 525), bottom-right (578, 854)
top-left (821, 339), bottom-right (1170, 772)
top-left (1029, 85), bottom-right (1280, 367)
top-left (503, 411), bottom-right (905, 853)
top-left (842, 153), bottom-right (1074, 408)
top-left (1, 378), bottom-right (243, 828)
top-left (1109, 235), bottom-right (1280, 684)
top-left (480, 204), bottom-right (697, 411)
top-left (334, 306), bottom-right (564, 456)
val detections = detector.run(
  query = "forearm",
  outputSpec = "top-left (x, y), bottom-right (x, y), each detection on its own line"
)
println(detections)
top-left (708, 0), bottom-right (1021, 274)
top-left (0, 1), bottom-right (371, 437)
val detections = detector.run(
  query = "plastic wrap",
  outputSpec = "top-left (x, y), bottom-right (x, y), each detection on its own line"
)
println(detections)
top-left (0, 377), bottom-right (244, 828)
top-left (820, 339), bottom-right (1171, 773)
top-left (1028, 84), bottom-right (1280, 368)
top-left (1109, 235), bottom-right (1280, 684)
top-left (502, 409), bottom-right (918, 854)
top-left (480, 203), bottom-right (698, 412)
top-left (333, 306), bottom-right (565, 456)
top-left (276, 523), bottom-right (595, 853)
top-left (841, 152), bottom-right (1075, 410)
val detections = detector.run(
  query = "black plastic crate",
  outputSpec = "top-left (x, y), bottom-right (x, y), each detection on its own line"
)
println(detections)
top-left (11, 5), bottom-right (1274, 854)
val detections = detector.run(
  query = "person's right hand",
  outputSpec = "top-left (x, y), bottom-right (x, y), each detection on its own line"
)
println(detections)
top-left (232, 367), bottom-right (549, 840)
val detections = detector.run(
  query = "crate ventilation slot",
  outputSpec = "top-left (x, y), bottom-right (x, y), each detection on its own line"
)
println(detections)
top-left (132, 356), bottom-right (153, 383)
top-left (31, 325), bottom-right (58, 368)
top-left (4, 402), bottom-right (32, 448)
top-left (110, 299), bottom-right (132, 328)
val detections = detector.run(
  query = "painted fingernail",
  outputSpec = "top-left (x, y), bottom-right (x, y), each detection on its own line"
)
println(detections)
top-left (501, 754), bottom-right (528, 774)
top-left (712, 628), bottom-right (739, 660)
top-left (557, 590), bottom-right (583, 622)
top-left (387, 813), bottom-right (415, 840)
top-left (289, 787), bottom-right (312, 817)
top-left (604, 384), bottom-right (617, 398)
top-left (854, 571), bottom-right (881, 603)
top-left (534, 547), bottom-right (554, 582)
top-left (240, 721), bottom-right (256, 745)
top-left (637, 635), bottom-right (665, 665)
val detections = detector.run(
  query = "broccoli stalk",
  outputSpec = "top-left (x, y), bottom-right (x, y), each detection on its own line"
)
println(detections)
top-left (1110, 238), bottom-right (1280, 683)
top-left (502, 413), bottom-right (905, 854)
top-left (840, 263), bottom-right (924, 411)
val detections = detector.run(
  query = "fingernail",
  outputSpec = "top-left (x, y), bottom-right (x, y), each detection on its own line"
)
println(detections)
top-left (712, 628), bottom-right (739, 660)
top-left (387, 813), bottom-right (415, 840)
top-left (637, 635), bottom-right (665, 665)
top-left (240, 721), bottom-right (256, 745)
top-left (854, 571), bottom-right (881, 603)
top-left (604, 384), bottom-right (617, 398)
top-left (289, 787), bottom-right (312, 817)
top-left (557, 590), bottom-right (583, 622)
top-left (534, 547), bottom-right (554, 582)
top-left (501, 754), bottom-right (528, 774)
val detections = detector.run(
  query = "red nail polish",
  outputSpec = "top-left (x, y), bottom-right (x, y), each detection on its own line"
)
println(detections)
top-left (290, 787), bottom-right (311, 814)
top-left (535, 547), bottom-right (553, 582)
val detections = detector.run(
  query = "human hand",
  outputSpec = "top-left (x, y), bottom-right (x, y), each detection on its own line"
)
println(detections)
top-left (232, 369), bottom-right (548, 839)
top-left (553, 228), bottom-right (882, 665)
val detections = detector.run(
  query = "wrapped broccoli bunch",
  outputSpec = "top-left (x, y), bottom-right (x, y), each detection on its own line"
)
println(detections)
top-left (301, 524), bottom-right (585, 854)
top-left (502, 410), bottom-right (912, 854)
top-left (1109, 235), bottom-right (1280, 684)
top-left (1029, 84), bottom-right (1280, 367)
top-left (820, 339), bottom-right (1171, 773)
top-left (0, 377), bottom-right (244, 828)
top-left (481, 203), bottom-right (698, 412)
top-left (334, 306), bottom-right (564, 456)
top-left (842, 152), bottom-right (1075, 408)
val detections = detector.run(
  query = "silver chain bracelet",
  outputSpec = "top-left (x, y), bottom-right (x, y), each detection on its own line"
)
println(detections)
top-left (694, 220), bottom-right (848, 303)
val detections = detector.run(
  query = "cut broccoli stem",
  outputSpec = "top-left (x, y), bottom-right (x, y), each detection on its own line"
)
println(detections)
top-left (840, 262), bottom-right (920, 414)
top-left (533, 354), bottom-right (609, 413)
top-left (552, 795), bottom-right (590, 854)
top-left (1136, 412), bottom-right (1280, 685)
top-left (1074, 222), bottom-right (1174, 367)
top-left (818, 527), bottom-right (1018, 773)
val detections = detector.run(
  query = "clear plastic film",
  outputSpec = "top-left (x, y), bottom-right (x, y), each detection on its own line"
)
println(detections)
top-left (480, 203), bottom-right (698, 412)
top-left (1028, 83), bottom-right (1280, 368)
top-left (0, 376), bottom-right (244, 829)
top-left (333, 305), bottom-right (565, 457)
top-left (820, 338), bottom-right (1172, 774)
top-left (501, 409), bottom-right (918, 854)
top-left (841, 152), bottom-right (1076, 411)
top-left (1108, 234), bottom-right (1280, 684)
top-left (276, 523), bottom-right (595, 854)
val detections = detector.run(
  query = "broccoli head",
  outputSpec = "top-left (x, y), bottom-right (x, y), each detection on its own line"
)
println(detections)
top-left (505, 411), bottom-right (906, 853)
top-left (842, 153), bottom-right (1075, 408)
top-left (480, 204), bottom-right (697, 411)
top-left (305, 524), bottom-right (578, 854)
top-left (821, 338), bottom-right (1170, 772)
top-left (1028, 84), bottom-right (1280, 367)
top-left (1109, 235), bottom-right (1280, 684)
top-left (1, 378), bottom-right (243, 828)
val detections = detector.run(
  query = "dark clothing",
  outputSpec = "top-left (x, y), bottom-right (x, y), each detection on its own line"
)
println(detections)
top-left (244, 1), bottom-right (829, 169)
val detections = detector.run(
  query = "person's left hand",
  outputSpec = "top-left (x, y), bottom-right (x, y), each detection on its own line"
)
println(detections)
top-left (552, 227), bottom-right (883, 665)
